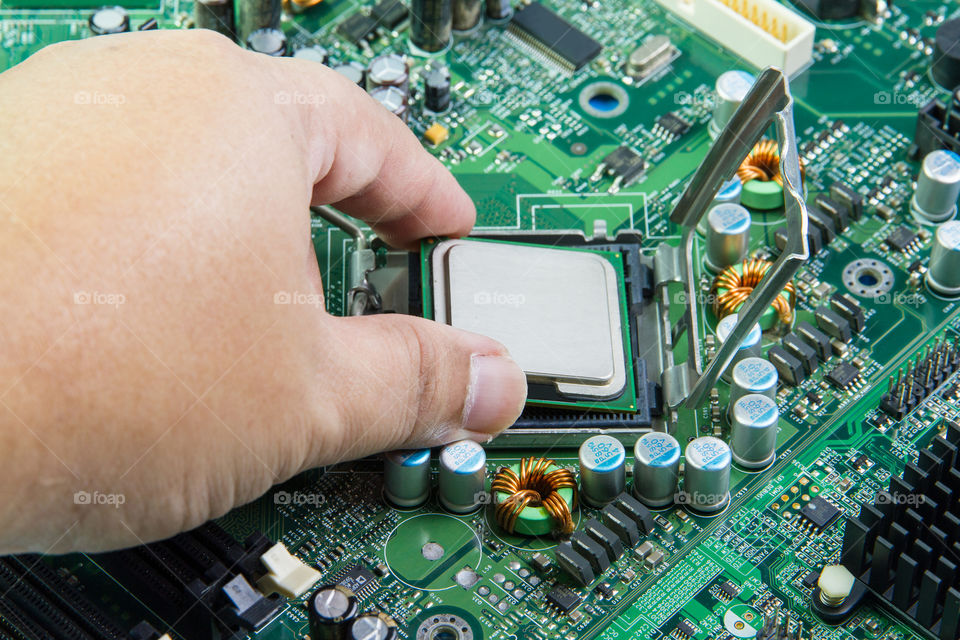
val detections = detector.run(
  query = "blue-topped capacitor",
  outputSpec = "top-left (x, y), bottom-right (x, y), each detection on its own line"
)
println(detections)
top-left (715, 314), bottom-right (763, 382)
top-left (730, 393), bottom-right (779, 470)
top-left (729, 356), bottom-right (778, 407)
top-left (632, 432), bottom-right (681, 508)
top-left (383, 449), bottom-right (431, 508)
top-left (578, 435), bottom-right (626, 507)
top-left (705, 203), bottom-right (751, 273)
top-left (438, 440), bottom-right (486, 513)
top-left (682, 436), bottom-right (731, 514)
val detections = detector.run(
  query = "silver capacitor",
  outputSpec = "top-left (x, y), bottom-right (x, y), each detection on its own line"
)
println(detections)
top-left (704, 203), bottom-right (751, 273)
top-left (578, 435), bottom-right (626, 507)
top-left (370, 86), bottom-right (408, 122)
top-left (452, 0), bottom-right (482, 32)
top-left (715, 314), bottom-right (763, 382)
top-left (698, 177), bottom-right (743, 235)
top-left (927, 219), bottom-right (960, 296)
top-left (911, 150), bottom-right (960, 223)
top-left (709, 71), bottom-right (755, 139)
top-left (333, 62), bottom-right (365, 87)
top-left (632, 432), bottom-right (681, 508)
top-left (729, 356), bottom-right (778, 407)
top-left (439, 440), bottom-right (486, 513)
top-left (682, 436), bottom-right (731, 514)
top-left (729, 393), bottom-right (779, 470)
top-left (367, 53), bottom-right (408, 91)
top-left (383, 449), bottom-right (431, 508)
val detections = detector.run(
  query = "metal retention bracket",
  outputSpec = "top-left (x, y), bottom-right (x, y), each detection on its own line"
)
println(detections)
top-left (656, 67), bottom-right (809, 409)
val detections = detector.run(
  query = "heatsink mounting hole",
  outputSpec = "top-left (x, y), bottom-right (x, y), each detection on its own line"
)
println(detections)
top-left (842, 259), bottom-right (894, 297)
top-left (579, 82), bottom-right (629, 118)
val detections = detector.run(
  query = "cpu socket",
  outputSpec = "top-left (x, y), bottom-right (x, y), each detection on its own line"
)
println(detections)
top-left (422, 238), bottom-right (639, 412)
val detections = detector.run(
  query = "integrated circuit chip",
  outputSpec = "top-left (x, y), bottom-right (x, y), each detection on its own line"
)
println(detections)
top-left (653, 112), bottom-right (691, 140)
top-left (546, 584), bottom-right (583, 613)
top-left (371, 0), bottom-right (407, 28)
top-left (336, 565), bottom-right (377, 598)
top-left (886, 226), bottom-right (920, 252)
top-left (600, 146), bottom-right (646, 187)
top-left (826, 362), bottom-right (860, 390)
top-left (337, 13), bottom-right (377, 44)
top-left (800, 496), bottom-right (842, 531)
top-left (509, 2), bottom-right (602, 71)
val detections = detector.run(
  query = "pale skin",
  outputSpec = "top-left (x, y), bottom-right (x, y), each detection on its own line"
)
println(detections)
top-left (0, 29), bottom-right (527, 554)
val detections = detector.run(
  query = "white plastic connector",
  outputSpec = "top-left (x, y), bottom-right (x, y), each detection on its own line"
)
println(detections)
top-left (255, 543), bottom-right (321, 599)
top-left (817, 565), bottom-right (855, 607)
top-left (654, 0), bottom-right (815, 77)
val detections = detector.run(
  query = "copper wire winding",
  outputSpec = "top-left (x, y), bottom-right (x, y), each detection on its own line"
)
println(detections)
top-left (736, 138), bottom-right (805, 186)
top-left (711, 257), bottom-right (797, 327)
top-left (491, 457), bottom-right (578, 537)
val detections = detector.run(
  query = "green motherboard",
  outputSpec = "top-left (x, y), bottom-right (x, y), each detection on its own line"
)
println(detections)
top-left (5, 0), bottom-right (960, 639)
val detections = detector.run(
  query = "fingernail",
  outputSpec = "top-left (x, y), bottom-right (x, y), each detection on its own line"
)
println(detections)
top-left (462, 354), bottom-right (527, 435)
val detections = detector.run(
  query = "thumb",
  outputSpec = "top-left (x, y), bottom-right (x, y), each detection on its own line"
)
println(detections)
top-left (322, 314), bottom-right (527, 458)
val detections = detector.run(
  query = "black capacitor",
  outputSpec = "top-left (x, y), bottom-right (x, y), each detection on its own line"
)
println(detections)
top-left (235, 0), bottom-right (281, 46)
top-left (333, 62), bottom-right (366, 87)
top-left (410, 0), bottom-right (451, 53)
top-left (484, 0), bottom-right (512, 21)
top-left (423, 64), bottom-right (451, 112)
top-left (347, 613), bottom-right (398, 640)
top-left (246, 28), bottom-right (288, 56)
top-left (452, 0), bottom-right (481, 32)
top-left (89, 6), bottom-right (129, 35)
top-left (308, 585), bottom-right (358, 640)
top-left (933, 18), bottom-right (960, 90)
top-left (194, 0), bottom-right (234, 39)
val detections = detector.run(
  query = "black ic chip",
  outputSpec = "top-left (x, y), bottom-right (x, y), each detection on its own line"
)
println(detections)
top-left (654, 112), bottom-right (691, 139)
top-left (886, 226), bottom-right (919, 252)
top-left (719, 580), bottom-right (740, 599)
top-left (676, 619), bottom-right (698, 637)
top-left (826, 362), bottom-right (860, 390)
top-left (546, 585), bottom-right (583, 613)
top-left (509, 2), bottom-right (602, 70)
top-left (601, 146), bottom-right (646, 186)
top-left (337, 565), bottom-right (377, 597)
top-left (337, 13), bottom-right (377, 44)
top-left (371, 0), bottom-right (407, 28)
top-left (801, 496), bottom-right (842, 530)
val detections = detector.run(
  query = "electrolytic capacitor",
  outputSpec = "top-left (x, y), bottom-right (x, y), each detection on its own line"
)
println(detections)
top-left (370, 86), bottom-right (408, 121)
top-left (235, 0), bottom-right (281, 48)
top-left (194, 0), bottom-right (234, 39)
top-left (367, 53), bottom-right (408, 90)
top-left (452, 0), bottom-right (482, 32)
top-left (932, 18), bottom-right (960, 90)
top-left (485, 0), bottom-right (512, 20)
top-left (246, 28), bottom-right (288, 56)
top-left (333, 62), bottom-right (366, 87)
top-left (911, 149), bottom-right (960, 223)
top-left (308, 584), bottom-right (358, 640)
top-left (632, 432), bottom-right (680, 508)
top-left (439, 440), bottom-right (486, 513)
top-left (578, 435), bottom-right (626, 507)
top-left (729, 393), bottom-right (779, 470)
top-left (704, 203), bottom-right (751, 273)
top-left (383, 449), bottom-right (431, 508)
top-left (89, 6), bottom-right (129, 35)
top-left (424, 65), bottom-right (451, 112)
top-left (293, 45), bottom-right (329, 64)
top-left (410, 0), bottom-right (452, 53)
top-left (709, 70), bottom-right (755, 139)
top-left (729, 356), bottom-right (778, 407)
top-left (682, 436), bottom-right (731, 514)
top-left (927, 220), bottom-right (960, 297)
top-left (698, 177), bottom-right (743, 235)
top-left (715, 314), bottom-right (763, 382)
top-left (347, 613), bottom-right (398, 640)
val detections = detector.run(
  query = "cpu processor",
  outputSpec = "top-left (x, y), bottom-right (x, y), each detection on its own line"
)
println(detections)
top-left (421, 238), bottom-right (639, 412)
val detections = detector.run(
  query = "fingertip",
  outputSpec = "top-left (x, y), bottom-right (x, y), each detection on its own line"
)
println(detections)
top-left (461, 353), bottom-right (527, 438)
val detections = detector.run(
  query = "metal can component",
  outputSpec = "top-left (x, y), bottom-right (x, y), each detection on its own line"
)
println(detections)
top-left (333, 62), bottom-right (366, 87)
top-left (347, 613), bottom-right (398, 640)
top-left (705, 203), bottom-right (751, 273)
top-left (715, 314), bottom-right (763, 382)
top-left (911, 150), bottom-right (960, 223)
top-left (729, 356), bottom-right (778, 406)
top-left (410, 0), bottom-right (452, 53)
top-left (383, 449), bottom-right (431, 508)
top-left (424, 64), bottom-right (452, 112)
top-left (308, 584), bottom-right (358, 640)
top-left (89, 6), bottom-right (129, 35)
top-left (246, 27), bottom-right (287, 56)
top-left (367, 53), bottom-right (408, 90)
top-left (293, 45), bottom-right (329, 64)
top-left (682, 436), bottom-right (731, 514)
top-left (452, 0), bottom-right (482, 32)
top-left (709, 70), bottom-right (755, 139)
top-left (729, 393), bottom-right (779, 470)
top-left (439, 440), bottom-right (486, 513)
top-left (484, 0), bottom-right (512, 20)
top-left (632, 432), bottom-right (680, 508)
top-left (194, 0), bottom-right (234, 39)
top-left (370, 86), bottom-right (408, 121)
top-left (927, 220), bottom-right (960, 297)
top-left (235, 0), bottom-right (281, 46)
top-left (578, 435), bottom-right (626, 507)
